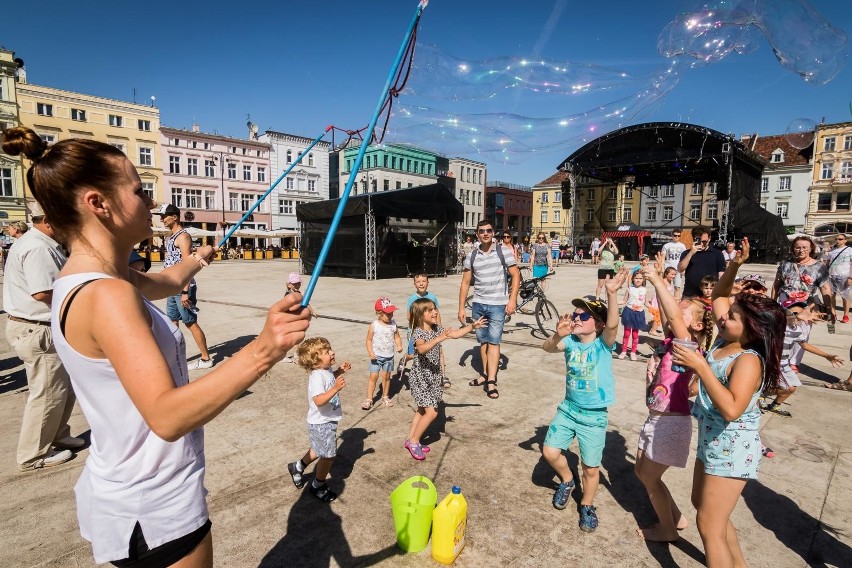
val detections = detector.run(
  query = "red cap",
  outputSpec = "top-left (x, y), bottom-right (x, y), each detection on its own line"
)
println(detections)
top-left (375, 297), bottom-right (397, 313)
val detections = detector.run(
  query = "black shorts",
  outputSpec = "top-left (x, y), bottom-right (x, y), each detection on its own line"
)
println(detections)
top-left (111, 519), bottom-right (211, 568)
top-left (598, 269), bottom-right (615, 280)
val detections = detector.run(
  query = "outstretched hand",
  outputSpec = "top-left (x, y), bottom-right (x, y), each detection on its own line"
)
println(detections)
top-left (555, 313), bottom-right (573, 337)
top-left (734, 237), bottom-right (750, 265)
top-left (469, 316), bottom-right (487, 329)
top-left (605, 267), bottom-right (629, 294)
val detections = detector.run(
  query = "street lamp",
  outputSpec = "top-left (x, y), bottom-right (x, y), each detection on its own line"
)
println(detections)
top-left (211, 151), bottom-right (231, 249)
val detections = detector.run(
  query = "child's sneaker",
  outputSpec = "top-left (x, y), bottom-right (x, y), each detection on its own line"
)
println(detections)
top-left (618, 351), bottom-right (627, 360)
top-left (309, 482), bottom-right (337, 502)
top-left (629, 352), bottom-right (638, 362)
top-left (552, 480), bottom-right (575, 510)
top-left (761, 402), bottom-right (791, 417)
top-left (579, 505), bottom-right (599, 532)
top-left (282, 355), bottom-right (295, 363)
top-left (287, 461), bottom-right (305, 489)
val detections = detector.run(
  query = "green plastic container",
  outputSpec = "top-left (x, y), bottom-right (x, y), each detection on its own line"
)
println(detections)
top-left (390, 475), bottom-right (437, 552)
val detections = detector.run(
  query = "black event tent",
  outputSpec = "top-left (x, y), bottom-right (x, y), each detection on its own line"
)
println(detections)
top-left (558, 122), bottom-right (788, 263)
top-left (297, 183), bottom-right (464, 279)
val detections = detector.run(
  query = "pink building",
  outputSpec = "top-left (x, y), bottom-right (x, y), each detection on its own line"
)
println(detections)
top-left (159, 125), bottom-right (272, 246)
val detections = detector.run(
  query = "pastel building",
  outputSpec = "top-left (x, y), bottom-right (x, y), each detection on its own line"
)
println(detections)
top-left (257, 130), bottom-right (330, 231)
top-left (0, 48), bottom-right (25, 222)
top-left (804, 121), bottom-right (852, 235)
top-left (159, 125), bottom-right (272, 245)
top-left (484, 182), bottom-right (532, 235)
top-left (16, 77), bottom-right (162, 204)
top-left (741, 133), bottom-right (812, 233)
top-left (449, 157), bottom-right (486, 230)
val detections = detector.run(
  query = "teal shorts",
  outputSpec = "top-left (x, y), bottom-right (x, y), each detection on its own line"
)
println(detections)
top-left (544, 399), bottom-right (609, 467)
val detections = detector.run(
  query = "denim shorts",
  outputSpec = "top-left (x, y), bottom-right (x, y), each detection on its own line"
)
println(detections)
top-left (472, 302), bottom-right (506, 345)
top-left (544, 399), bottom-right (609, 467)
top-left (369, 355), bottom-right (394, 373)
top-left (165, 286), bottom-right (197, 325)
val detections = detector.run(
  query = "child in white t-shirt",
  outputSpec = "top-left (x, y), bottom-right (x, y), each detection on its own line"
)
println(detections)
top-left (364, 297), bottom-right (403, 409)
top-left (287, 337), bottom-right (351, 502)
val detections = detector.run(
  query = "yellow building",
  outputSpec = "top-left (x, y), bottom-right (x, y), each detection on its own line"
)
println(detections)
top-left (532, 171), bottom-right (571, 242)
top-left (0, 48), bottom-right (25, 221)
top-left (805, 121), bottom-right (852, 235)
top-left (16, 80), bottom-right (162, 205)
top-left (680, 181), bottom-right (720, 231)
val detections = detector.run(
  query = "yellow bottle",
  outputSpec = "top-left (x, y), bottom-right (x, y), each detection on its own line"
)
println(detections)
top-left (431, 486), bottom-right (467, 564)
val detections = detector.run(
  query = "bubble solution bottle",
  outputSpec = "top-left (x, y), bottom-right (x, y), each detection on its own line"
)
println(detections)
top-left (431, 486), bottom-right (467, 564)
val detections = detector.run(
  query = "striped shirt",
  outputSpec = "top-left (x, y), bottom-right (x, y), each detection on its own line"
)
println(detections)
top-left (781, 322), bottom-right (807, 365)
top-left (464, 243), bottom-right (516, 305)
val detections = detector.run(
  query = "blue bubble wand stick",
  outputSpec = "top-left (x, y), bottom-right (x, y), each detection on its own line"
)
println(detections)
top-left (301, 0), bottom-right (428, 307)
top-left (216, 126), bottom-right (332, 249)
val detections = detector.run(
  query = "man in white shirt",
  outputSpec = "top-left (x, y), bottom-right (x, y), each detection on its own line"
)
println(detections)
top-left (4, 202), bottom-right (83, 470)
top-left (660, 229), bottom-right (686, 299)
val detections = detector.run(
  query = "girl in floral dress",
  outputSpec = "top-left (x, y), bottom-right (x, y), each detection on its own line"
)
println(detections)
top-left (404, 298), bottom-right (485, 460)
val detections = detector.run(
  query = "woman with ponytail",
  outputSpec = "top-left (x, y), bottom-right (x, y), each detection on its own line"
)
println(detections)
top-left (1, 127), bottom-right (311, 567)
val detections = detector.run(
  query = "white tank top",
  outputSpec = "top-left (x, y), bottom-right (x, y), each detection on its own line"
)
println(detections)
top-left (51, 272), bottom-right (208, 563)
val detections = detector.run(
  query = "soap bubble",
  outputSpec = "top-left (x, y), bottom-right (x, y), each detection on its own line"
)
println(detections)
top-left (385, 0), bottom-right (846, 162)
top-left (784, 118), bottom-right (816, 149)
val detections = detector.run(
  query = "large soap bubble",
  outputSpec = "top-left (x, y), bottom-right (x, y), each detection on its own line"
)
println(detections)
top-left (784, 118), bottom-right (816, 149)
top-left (385, 0), bottom-right (846, 162)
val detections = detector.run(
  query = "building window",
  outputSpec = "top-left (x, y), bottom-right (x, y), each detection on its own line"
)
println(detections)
top-left (608, 187), bottom-right (617, 199)
top-left (779, 176), bottom-right (791, 191)
top-left (240, 194), bottom-right (252, 211)
top-left (708, 182), bottom-right (717, 195)
top-left (824, 137), bottom-right (836, 152)
top-left (37, 103), bottom-right (53, 116)
top-left (663, 205), bottom-right (673, 220)
top-left (391, 157), bottom-right (397, 169)
top-left (242, 148), bottom-right (248, 155)
top-left (286, 150), bottom-right (292, 164)
top-left (554, 209), bottom-right (561, 223)
top-left (689, 202), bottom-right (701, 220)
top-left (39, 133), bottom-right (56, 145)
top-left (258, 167), bottom-right (266, 183)
top-left (243, 165), bottom-right (251, 181)
top-left (817, 193), bottom-right (832, 211)
top-left (205, 191), bottom-right (215, 209)
top-left (586, 208), bottom-right (594, 221)
top-left (286, 177), bottom-right (293, 190)
top-left (172, 189), bottom-right (183, 208)
top-left (761, 178), bottom-right (769, 192)
top-left (692, 183), bottom-right (702, 195)
top-left (554, 191), bottom-right (562, 203)
top-left (623, 185), bottom-right (633, 199)
top-left (837, 192), bottom-right (851, 210)
top-left (191, 141), bottom-right (197, 149)
top-left (138, 119), bottom-right (151, 131)
top-left (607, 207), bottom-right (616, 222)
top-left (139, 147), bottom-right (152, 167)
top-left (396, 181), bottom-right (402, 189)
top-left (142, 182), bottom-right (154, 201)
top-left (169, 156), bottom-right (181, 174)
top-left (185, 188), bottom-right (202, 209)
top-left (307, 153), bottom-right (314, 167)
top-left (110, 142), bottom-right (126, 154)
top-left (279, 199), bottom-right (294, 215)
top-left (227, 163), bottom-right (236, 179)
top-left (541, 192), bottom-right (548, 203)
top-left (663, 184), bottom-right (675, 197)
top-left (646, 206), bottom-right (657, 221)
top-left (229, 192), bottom-right (238, 211)
top-left (776, 202), bottom-right (789, 218)
top-left (71, 108), bottom-right (86, 122)
top-left (308, 180), bottom-right (316, 192)
top-left (648, 186), bottom-right (658, 198)
top-left (383, 179), bottom-right (389, 191)
top-left (840, 161), bottom-right (852, 180)
top-left (172, 138), bottom-right (181, 146)
top-left (707, 203), bottom-right (718, 220)
top-left (822, 162), bottom-right (834, 180)
top-left (187, 158), bottom-right (198, 176)
top-left (257, 149), bottom-right (262, 157)
top-left (203, 142), bottom-right (210, 150)
top-left (205, 160), bottom-right (215, 177)
top-left (0, 168), bottom-right (13, 197)
top-left (771, 151), bottom-right (784, 163)
top-left (622, 207), bottom-right (631, 222)
top-left (541, 210), bottom-right (548, 223)
top-left (587, 187), bottom-right (595, 200)
top-left (844, 136), bottom-right (852, 150)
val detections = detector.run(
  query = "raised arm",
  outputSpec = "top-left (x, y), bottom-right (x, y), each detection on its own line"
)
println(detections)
top-left (712, 237), bottom-right (748, 322)
top-left (130, 245), bottom-right (213, 301)
top-left (603, 268), bottom-right (628, 346)
top-left (644, 266), bottom-right (688, 339)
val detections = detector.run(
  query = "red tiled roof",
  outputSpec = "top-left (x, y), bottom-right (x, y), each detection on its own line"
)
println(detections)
top-left (534, 170), bottom-right (570, 187)
top-left (741, 134), bottom-right (812, 168)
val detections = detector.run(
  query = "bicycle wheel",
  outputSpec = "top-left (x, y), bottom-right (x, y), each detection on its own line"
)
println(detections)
top-left (535, 299), bottom-right (559, 337)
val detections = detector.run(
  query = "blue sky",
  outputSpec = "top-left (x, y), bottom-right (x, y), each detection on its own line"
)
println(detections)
top-left (3, 0), bottom-right (850, 186)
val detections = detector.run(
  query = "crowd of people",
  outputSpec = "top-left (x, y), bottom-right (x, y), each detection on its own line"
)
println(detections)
top-left (2, 123), bottom-right (850, 566)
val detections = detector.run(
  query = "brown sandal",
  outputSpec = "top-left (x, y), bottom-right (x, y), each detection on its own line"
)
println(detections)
top-left (468, 376), bottom-right (487, 387)
top-left (484, 380), bottom-right (499, 399)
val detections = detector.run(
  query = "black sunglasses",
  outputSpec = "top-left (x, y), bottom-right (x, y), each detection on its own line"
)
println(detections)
top-left (502, 235), bottom-right (512, 238)
top-left (478, 228), bottom-right (494, 234)
top-left (570, 312), bottom-right (594, 322)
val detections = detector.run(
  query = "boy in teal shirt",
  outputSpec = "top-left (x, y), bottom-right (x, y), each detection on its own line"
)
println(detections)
top-left (541, 267), bottom-right (627, 532)
top-left (404, 272), bottom-right (450, 387)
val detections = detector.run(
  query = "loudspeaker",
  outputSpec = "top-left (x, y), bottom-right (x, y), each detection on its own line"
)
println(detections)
top-left (561, 179), bottom-right (572, 209)
top-left (717, 177), bottom-right (729, 201)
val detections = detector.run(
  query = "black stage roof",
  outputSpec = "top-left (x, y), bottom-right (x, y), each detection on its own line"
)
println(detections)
top-left (296, 183), bottom-right (463, 223)
top-left (557, 122), bottom-right (766, 188)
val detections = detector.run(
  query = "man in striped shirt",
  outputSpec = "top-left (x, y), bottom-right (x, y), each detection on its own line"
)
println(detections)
top-left (457, 220), bottom-right (520, 399)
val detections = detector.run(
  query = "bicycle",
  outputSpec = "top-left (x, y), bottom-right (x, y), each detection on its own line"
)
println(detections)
top-left (465, 271), bottom-right (559, 337)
